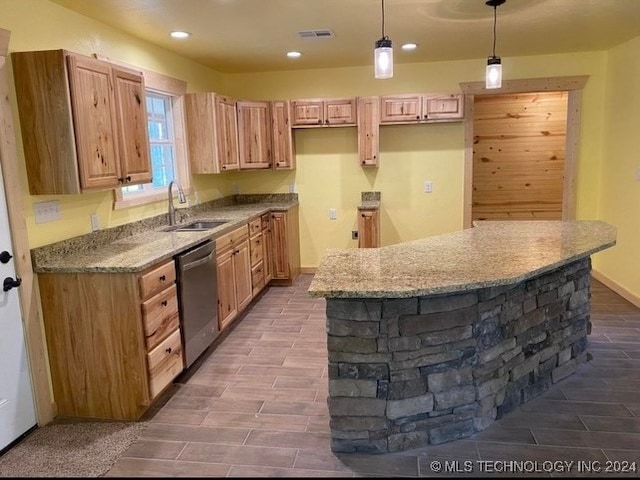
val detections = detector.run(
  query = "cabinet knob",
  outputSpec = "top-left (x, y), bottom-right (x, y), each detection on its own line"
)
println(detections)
top-left (325, 119), bottom-right (330, 124)
top-left (165, 347), bottom-right (172, 354)
top-left (373, 155), bottom-right (377, 159)
top-left (159, 275), bottom-right (166, 282)
top-left (276, 162), bottom-right (280, 166)
top-left (361, 161), bottom-right (366, 165)
top-left (361, 214), bottom-right (365, 218)
top-left (424, 114), bottom-right (428, 119)
top-left (222, 165), bottom-right (227, 170)
top-left (317, 119), bottom-right (322, 124)
top-left (0, 251), bottom-right (12, 264)
top-left (161, 300), bottom-right (168, 307)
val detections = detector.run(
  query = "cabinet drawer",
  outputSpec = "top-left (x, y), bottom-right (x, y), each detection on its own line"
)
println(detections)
top-left (249, 218), bottom-right (262, 237)
top-left (142, 304), bottom-right (179, 351)
top-left (261, 213), bottom-right (270, 230)
top-left (250, 234), bottom-right (264, 266)
top-left (215, 224), bottom-right (249, 252)
top-left (251, 261), bottom-right (265, 294)
top-left (142, 285), bottom-right (179, 338)
top-left (147, 329), bottom-right (183, 398)
top-left (139, 260), bottom-right (176, 300)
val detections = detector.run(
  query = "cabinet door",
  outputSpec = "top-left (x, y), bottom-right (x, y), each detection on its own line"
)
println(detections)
top-left (112, 67), bottom-right (152, 185)
top-left (357, 97), bottom-right (379, 167)
top-left (262, 223), bottom-right (273, 283)
top-left (291, 100), bottom-right (324, 126)
top-left (237, 101), bottom-right (272, 169)
top-left (215, 95), bottom-right (240, 171)
top-left (271, 100), bottom-right (295, 169)
top-left (423, 94), bottom-right (464, 121)
top-left (358, 209), bottom-right (380, 248)
top-left (216, 249), bottom-right (238, 330)
top-left (67, 54), bottom-right (121, 190)
top-left (271, 212), bottom-right (290, 279)
top-left (234, 240), bottom-right (253, 312)
top-left (379, 95), bottom-right (422, 123)
top-left (325, 98), bottom-right (356, 125)
top-left (184, 93), bottom-right (219, 174)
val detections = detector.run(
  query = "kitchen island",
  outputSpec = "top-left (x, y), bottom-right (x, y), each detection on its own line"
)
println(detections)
top-left (308, 220), bottom-right (616, 453)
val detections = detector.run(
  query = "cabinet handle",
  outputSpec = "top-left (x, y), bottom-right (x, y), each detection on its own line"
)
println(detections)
top-left (424, 114), bottom-right (428, 119)
top-left (317, 119), bottom-right (322, 124)
top-left (159, 275), bottom-right (166, 282)
top-left (222, 165), bottom-right (227, 170)
top-left (161, 300), bottom-right (168, 307)
top-left (325, 119), bottom-right (330, 124)
top-left (373, 155), bottom-right (377, 159)
top-left (361, 214), bottom-right (365, 218)
top-left (126, 175), bottom-right (132, 182)
top-left (276, 162), bottom-right (280, 166)
top-left (165, 347), bottom-right (172, 354)
top-left (361, 160), bottom-right (366, 165)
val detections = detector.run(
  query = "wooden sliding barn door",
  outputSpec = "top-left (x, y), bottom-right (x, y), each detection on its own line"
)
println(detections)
top-left (472, 91), bottom-right (568, 221)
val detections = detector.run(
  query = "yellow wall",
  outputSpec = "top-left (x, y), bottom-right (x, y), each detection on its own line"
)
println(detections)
top-left (0, 0), bottom-right (233, 248)
top-left (221, 52), bottom-right (608, 268)
top-left (594, 35), bottom-right (640, 299)
top-left (3, 0), bottom-right (627, 294)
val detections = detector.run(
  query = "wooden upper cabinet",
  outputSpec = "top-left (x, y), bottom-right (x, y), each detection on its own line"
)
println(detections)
top-left (237, 101), bottom-right (272, 169)
top-left (216, 95), bottom-right (240, 171)
top-left (271, 100), bottom-right (295, 169)
top-left (185, 92), bottom-right (239, 174)
top-left (12, 49), bottom-right (152, 194)
top-left (423, 94), bottom-right (464, 120)
top-left (112, 66), bottom-right (152, 185)
top-left (291, 98), bottom-right (357, 127)
top-left (357, 97), bottom-right (379, 167)
top-left (380, 93), bottom-right (464, 124)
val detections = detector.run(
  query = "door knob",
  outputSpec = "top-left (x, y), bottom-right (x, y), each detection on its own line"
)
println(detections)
top-left (0, 251), bottom-right (12, 264)
top-left (3, 276), bottom-right (22, 292)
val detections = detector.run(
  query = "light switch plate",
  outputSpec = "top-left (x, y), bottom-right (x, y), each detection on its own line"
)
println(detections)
top-left (329, 208), bottom-right (337, 220)
top-left (90, 213), bottom-right (100, 232)
top-left (289, 183), bottom-right (297, 193)
top-left (33, 200), bottom-right (61, 224)
top-left (424, 181), bottom-right (433, 193)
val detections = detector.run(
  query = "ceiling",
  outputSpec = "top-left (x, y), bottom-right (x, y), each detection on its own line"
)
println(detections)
top-left (50, 0), bottom-right (640, 74)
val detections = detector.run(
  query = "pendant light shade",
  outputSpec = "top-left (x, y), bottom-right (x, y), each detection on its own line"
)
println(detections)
top-left (485, 0), bottom-right (505, 89)
top-left (374, 0), bottom-right (393, 79)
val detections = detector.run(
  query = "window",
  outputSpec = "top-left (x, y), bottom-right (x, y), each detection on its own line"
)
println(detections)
top-left (111, 63), bottom-right (189, 210)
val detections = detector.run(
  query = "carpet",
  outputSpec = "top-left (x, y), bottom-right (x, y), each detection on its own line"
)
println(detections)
top-left (0, 421), bottom-right (148, 477)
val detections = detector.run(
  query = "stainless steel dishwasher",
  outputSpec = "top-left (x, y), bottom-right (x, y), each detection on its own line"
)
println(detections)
top-left (176, 240), bottom-right (219, 368)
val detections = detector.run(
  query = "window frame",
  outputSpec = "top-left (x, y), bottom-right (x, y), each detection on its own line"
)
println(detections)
top-left (104, 58), bottom-right (191, 210)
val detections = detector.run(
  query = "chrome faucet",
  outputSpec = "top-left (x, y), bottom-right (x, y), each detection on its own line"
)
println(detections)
top-left (168, 180), bottom-right (187, 226)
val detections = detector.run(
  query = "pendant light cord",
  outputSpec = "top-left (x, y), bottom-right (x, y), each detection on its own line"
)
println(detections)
top-left (381, 0), bottom-right (386, 38)
top-left (492, 5), bottom-right (497, 58)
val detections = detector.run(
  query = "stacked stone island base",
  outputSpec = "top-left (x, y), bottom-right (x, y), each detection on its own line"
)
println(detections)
top-left (326, 258), bottom-right (591, 453)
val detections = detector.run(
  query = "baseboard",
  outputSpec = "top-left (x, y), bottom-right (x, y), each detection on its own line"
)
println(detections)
top-left (591, 270), bottom-right (640, 308)
top-left (300, 267), bottom-right (317, 274)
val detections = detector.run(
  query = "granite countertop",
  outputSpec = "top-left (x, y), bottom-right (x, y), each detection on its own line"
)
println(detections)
top-left (32, 200), bottom-right (297, 274)
top-left (308, 220), bottom-right (617, 299)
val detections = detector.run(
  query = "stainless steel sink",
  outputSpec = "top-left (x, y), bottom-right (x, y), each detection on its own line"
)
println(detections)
top-left (163, 220), bottom-right (229, 232)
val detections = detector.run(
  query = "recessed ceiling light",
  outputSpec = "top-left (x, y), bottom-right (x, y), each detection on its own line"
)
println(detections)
top-left (401, 43), bottom-right (418, 51)
top-left (170, 31), bottom-right (191, 39)
top-left (287, 51), bottom-right (302, 59)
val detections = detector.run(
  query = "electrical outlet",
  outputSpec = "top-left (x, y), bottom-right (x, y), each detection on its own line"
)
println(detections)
top-left (352, 230), bottom-right (359, 240)
top-left (424, 181), bottom-right (433, 193)
top-left (288, 183), bottom-right (296, 193)
top-left (90, 213), bottom-right (99, 232)
top-left (329, 208), bottom-right (337, 220)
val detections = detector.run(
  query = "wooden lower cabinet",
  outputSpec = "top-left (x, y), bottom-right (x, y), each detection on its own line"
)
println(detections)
top-left (261, 213), bottom-right (274, 283)
top-left (358, 208), bottom-right (380, 248)
top-left (37, 258), bottom-right (183, 420)
top-left (270, 205), bottom-right (301, 284)
top-left (215, 224), bottom-right (252, 331)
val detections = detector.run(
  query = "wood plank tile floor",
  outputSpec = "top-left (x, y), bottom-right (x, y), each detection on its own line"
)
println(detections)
top-left (107, 275), bottom-right (640, 477)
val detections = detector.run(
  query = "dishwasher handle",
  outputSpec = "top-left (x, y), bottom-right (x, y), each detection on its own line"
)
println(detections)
top-left (181, 249), bottom-right (215, 272)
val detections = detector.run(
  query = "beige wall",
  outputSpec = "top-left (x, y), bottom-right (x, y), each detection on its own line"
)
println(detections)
top-left (220, 52), bottom-right (608, 269)
top-left (3, 0), bottom-right (637, 300)
top-left (0, 0), bottom-right (233, 248)
top-left (595, 35), bottom-right (640, 300)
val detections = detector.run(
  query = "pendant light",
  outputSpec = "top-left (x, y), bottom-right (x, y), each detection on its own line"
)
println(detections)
top-left (374, 0), bottom-right (393, 79)
top-left (485, 0), bottom-right (505, 89)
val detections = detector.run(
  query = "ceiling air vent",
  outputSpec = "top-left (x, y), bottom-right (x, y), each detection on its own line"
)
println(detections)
top-left (297, 29), bottom-right (335, 39)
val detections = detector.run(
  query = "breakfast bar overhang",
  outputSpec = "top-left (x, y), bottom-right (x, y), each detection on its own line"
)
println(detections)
top-left (308, 221), bottom-right (616, 453)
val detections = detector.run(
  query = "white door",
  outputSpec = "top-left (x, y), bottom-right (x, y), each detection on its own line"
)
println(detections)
top-left (0, 162), bottom-right (36, 451)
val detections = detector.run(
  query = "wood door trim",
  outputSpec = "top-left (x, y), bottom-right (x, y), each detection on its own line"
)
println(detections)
top-left (0, 28), bottom-right (56, 424)
top-left (460, 76), bottom-right (588, 228)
